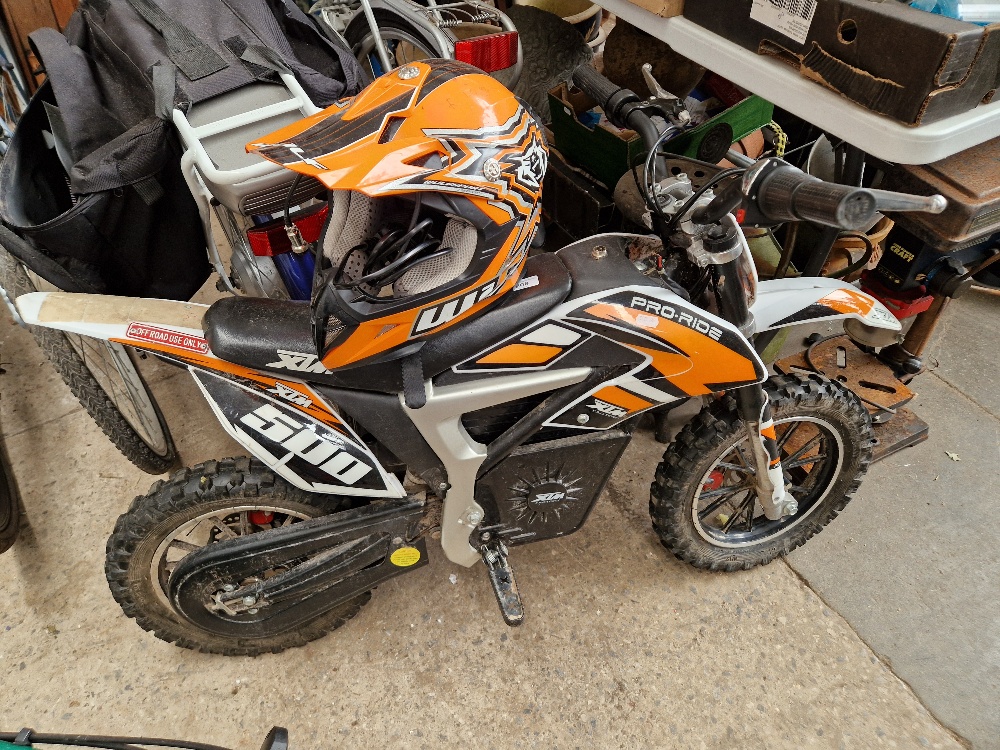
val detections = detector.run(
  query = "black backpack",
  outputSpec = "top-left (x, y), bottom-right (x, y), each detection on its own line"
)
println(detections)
top-left (0, 0), bottom-right (363, 299)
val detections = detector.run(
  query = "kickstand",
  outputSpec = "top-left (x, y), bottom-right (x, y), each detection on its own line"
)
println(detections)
top-left (482, 540), bottom-right (524, 627)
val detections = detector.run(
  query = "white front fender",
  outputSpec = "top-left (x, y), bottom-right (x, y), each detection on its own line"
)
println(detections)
top-left (750, 277), bottom-right (901, 337)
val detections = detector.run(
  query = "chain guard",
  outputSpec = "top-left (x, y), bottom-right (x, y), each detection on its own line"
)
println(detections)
top-left (167, 499), bottom-right (427, 638)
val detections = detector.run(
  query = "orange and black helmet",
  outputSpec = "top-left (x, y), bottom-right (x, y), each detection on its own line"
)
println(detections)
top-left (248, 59), bottom-right (547, 370)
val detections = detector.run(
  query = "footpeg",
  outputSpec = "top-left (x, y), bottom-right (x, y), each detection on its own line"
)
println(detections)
top-left (482, 540), bottom-right (524, 627)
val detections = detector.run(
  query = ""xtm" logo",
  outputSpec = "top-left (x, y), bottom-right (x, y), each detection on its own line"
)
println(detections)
top-left (533, 492), bottom-right (565, 504)
top-left (239, 404), bottom-right (372, 485)
top-left (267, 382), bottom-right (313, 408)
top-left (588, 399), bottom-right (628, 418)
top-left (266, 350), bottom-right (333, 374)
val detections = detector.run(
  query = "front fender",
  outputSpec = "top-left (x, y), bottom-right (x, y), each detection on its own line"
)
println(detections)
top-left (750, 277), bottom-right (901, 338)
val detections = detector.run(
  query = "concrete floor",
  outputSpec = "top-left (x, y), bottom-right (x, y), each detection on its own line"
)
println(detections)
top-left (789, 290), bottom-right (1000, 750)
top-left (0, 290), bottom-right (988, 749)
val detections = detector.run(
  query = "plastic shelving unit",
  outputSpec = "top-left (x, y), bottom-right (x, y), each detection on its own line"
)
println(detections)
top-left (592, 0), bottom-right (1000, 165)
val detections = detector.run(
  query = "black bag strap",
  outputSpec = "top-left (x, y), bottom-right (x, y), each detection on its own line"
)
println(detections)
top-left (28, 28), bottom-right (126, 165)
top-left (0, 225), bottom-right (100, 294)
top-left (122, 0), bottom-right (228, 80)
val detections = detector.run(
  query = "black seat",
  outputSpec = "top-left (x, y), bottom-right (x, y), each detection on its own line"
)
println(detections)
top-left (203, 252), bottom-right (573, 392)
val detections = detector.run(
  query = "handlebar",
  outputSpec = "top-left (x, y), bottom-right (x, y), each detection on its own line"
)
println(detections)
top-left (570, 65), bottom-right (948, 233)
top-left (571, 65), bottom-right (621, 113)
top-left (749, 161), bottom-right (945, 230)
top-left (570, 66), bottom-right (663, 156)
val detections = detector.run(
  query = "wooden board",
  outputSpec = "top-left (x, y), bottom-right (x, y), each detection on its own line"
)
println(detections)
top-left (0, 0), bottom-right (73, 91)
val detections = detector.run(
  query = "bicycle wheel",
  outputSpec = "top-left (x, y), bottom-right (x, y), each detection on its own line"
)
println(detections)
top-left (0, 58), bottom-right (25, 154)
top-left (0, 247), bottom-right (178, 474)
top-left (344, 13), bottom-right (441, 82)
top-left (0, 416), bottom-right (20, 554)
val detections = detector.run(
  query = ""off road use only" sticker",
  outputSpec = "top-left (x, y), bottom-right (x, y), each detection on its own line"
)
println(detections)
top-left (126, 322), bottom-right (210, 353)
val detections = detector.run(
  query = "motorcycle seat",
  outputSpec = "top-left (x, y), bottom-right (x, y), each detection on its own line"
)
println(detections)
top-left (202, 252), bottom-right (573, 392)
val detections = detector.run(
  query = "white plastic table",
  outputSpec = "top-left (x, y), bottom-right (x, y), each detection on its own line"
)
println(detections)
top-left (591, 0), bottom-right (1000, 165)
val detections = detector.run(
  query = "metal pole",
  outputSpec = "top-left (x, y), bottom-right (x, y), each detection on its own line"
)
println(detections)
top-left (359, 0), bottom-right (394, 75)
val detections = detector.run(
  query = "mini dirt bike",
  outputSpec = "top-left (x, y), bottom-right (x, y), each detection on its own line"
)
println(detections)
top-left (14, 61), bottom-right (944, 655)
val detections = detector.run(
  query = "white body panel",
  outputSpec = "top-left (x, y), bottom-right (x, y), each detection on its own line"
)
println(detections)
top-left (751, 277), bottom-right (902, 334)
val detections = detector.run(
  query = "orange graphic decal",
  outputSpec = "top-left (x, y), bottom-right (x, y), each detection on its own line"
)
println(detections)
top-left (477, 343), bottom-right (563, 366)
top-left (816, 289), bottom-right (876, 317)
top-left (583, 303), bottom-right (759, 396)
top-left (591, 386), bottom-right (653, 415)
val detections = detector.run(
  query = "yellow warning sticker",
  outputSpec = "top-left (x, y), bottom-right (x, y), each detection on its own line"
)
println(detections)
top-left (390, 546), bottom-right (421, 567)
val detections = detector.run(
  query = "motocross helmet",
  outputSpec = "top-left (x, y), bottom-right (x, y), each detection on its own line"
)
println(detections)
top-left (248, 59), bottom-right (547, 370)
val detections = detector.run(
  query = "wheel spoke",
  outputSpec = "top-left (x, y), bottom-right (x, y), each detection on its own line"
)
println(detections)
top-left (785, 452), bottom-right (828, 470)
top-left (722, 494), bottom-right (756, 534)
top-left (700, 482), bottom-right (752, 501)
top-left (716, 461), bottom-right (754, 475)
top-left (782, 433), bottom-right (821, 466)
top-left (210, 516), bottom-right (238, 539)
top-left (733, 443), bottom-right (754, 472)
top-left (776, 420), bottom-right (804, 452)
top-left (698, 485), bottom-right (750, 520)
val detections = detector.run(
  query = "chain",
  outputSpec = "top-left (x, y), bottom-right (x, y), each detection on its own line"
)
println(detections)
top-left (768, 120), bottom-right (788, 158)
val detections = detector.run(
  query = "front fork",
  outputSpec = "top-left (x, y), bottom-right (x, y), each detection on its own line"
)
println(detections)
top-left (707, 223), bottom-right (796, 520)
top-left (733, 387), bottom-right (797, 520)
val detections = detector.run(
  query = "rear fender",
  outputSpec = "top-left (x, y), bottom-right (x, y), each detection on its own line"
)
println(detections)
top-left (750, 278), bottom-right (901, 336)
top-left (15, 291), bottom-right (211, 352)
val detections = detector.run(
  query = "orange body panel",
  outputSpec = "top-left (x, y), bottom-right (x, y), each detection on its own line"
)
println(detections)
top-left (583, 303), bottom-right (759, 396)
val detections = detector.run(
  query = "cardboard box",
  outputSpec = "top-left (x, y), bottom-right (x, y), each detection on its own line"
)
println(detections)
top-left (624, 0), bottom-right (683, 19)
top-left (880, 134), bottom-right (1000, 251)
top-left (684, 0), bottom-right (1000, 126)
top-left (548, 85), bottom-right (644, 189)
top-left (547, 84), bottom-right (774, 189)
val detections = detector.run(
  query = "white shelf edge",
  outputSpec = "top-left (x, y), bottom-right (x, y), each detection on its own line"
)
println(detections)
top-left (593, 0), bottom-right (1000, 165)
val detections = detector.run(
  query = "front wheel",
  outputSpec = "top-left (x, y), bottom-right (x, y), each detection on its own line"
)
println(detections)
top-left (650, 374), bottom-right (873, 571)
top-left (105, 457), bottom-right (370, 656)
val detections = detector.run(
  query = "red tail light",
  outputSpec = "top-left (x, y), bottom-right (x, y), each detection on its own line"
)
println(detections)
top-left (454, 31), bottom-right (518, 74)
top-left (247, 203), bottom-right (329, 257)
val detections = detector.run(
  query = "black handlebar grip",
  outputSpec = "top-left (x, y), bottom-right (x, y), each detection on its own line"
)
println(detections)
top-left (571, 65), bottom-right (623, 113)
top-left (757, 168), bottom-right (878, 231)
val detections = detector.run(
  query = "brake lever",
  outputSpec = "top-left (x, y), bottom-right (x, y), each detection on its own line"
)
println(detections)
top-left (641, 63), bottom-right (691, 128)
top-left (867, 189), bottom-right (947, 215)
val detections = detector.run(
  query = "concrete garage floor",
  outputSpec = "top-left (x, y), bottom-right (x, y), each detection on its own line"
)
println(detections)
top-left (0, 290), bottom-right (992, 749)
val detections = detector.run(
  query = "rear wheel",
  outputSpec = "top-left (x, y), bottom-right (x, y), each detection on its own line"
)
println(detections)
top-left (0, 248), bottom-right (177, 474)
top-left (105, 457), bottom-right (370, 656)
top-left (650, 374), bottom-right (873, 571)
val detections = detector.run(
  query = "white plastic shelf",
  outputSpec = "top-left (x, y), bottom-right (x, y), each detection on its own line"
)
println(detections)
top-left (592, 0), bottom-right (1000, 165)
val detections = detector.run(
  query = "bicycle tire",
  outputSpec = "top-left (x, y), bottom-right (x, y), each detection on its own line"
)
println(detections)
top-left (344, 13), bottom-right (443, 83)
top-left (0, 419), bottom-right (20, 553)
top-left (0, 247), bottom-right (178, 474)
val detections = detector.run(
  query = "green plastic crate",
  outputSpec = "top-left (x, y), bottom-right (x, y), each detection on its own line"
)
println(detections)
top-left (547, 88), bottom-right (775, 189)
